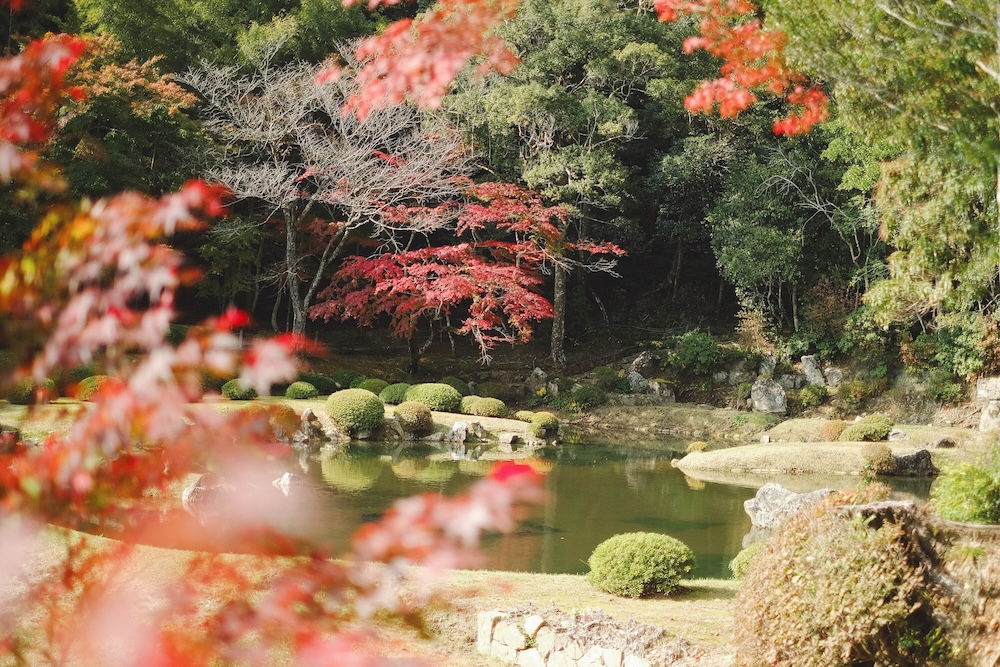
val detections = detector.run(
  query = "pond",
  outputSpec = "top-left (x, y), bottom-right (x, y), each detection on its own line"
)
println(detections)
top-left (307, 443), bottom-right (934, 578)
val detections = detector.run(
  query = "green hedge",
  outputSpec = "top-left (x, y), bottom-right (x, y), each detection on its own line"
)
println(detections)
top-left (439, 375), bottom-right (471, 396)
top-left (356, 378), bottom-right (389, 396)
top-left (530, 411), bottom-right (559, 438)
top-left (379, 382), bottom-right (411, 405)
top-left (285, 381), bottom-right (319, 400)
top-left (403, 383), bottom-right (462, 412)
top-left (839, 414), bottom-right (893, 442)
top-left (297, 371), bottom-right (338, 395)
top-left (325, 389), bottom-right (385, 437)
top-left (222, 379), bottom-right (258, 400)
top-left (467, 396), bottom-right (508, 418)
top-left (394, 401), bottom-right (433, 436)
top-left (587, 532), bottom-right (695, 598)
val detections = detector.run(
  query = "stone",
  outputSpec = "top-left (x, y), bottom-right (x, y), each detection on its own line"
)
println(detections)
top-left (624, 656), bottom-right (652, 667)
top-left (490, 641), bottom-right (517, 663)
top-left (713, 371), bottom-right (729, 384)
top-left (801, 355), bottom-right (825, 387)
top-left (448, 422), bottom-right (468, 444)
top-left (528, 367), bottom-right (548, 392)
top-left (292, 408), bottom-right (331, 450)
top-left (385, 414), bottom-right (407, 440)
top-left (547, 651), bottom-right (575, 667)
top-left (887, 428), bottom-right (908, 441)
top-left (823, 367), bottom-right (844, 387)
top-left (600, 647), bottom-right (625, 667)
top-left (776, 374), bottom-right (799, 390)
top-left (468, 421), bottom-right (485, 439)
top-left (422, 432), bottom-right (445, 443)
top-left (546, 381), bottom-right (561, 397)
top-left (981, 400), bottom-right (1000, 433)
top-left (932, 437), bottom-right (956, 449)
top-left (477, 611), bottom-right (503, 654)
top-left (524, 614), bottom-right (546, 638)
top-left (750, 378), bottom-right (786, 414)
top-left (516, 648), bottom-right (546, 667)
top-left (744, 483), bottom-right (835, 530)
top-left (535, 626), bottom-right (556, 657)
top-left (759, 434), bottom-right (770, 444)
top-left (561, 639), bottom-right (586, 660)
top-left (630, 350), bottom-right (660, 377)
top-left (759, 355), bottom-right (776, 378)
top-left (578, 646), bottom-right (606, 667)
top-left (729, 370), bottom-right (755, 385)
top-left (495, 621), bottom-right (527, 650)
top-left (626, 370), bottom-right (650, 394)
top-left (892, 449), bottom-right (935, 476)
top-left (977, 376), bottom-right (1000, 401)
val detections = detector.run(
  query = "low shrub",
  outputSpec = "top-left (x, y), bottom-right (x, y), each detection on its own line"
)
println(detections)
top-left (67, 365), bottom-right (98, 384)
top-left (839, 413), bottom-right (893, 442)
top-left (221, 379), bottom-right (258, 401)
top-left (861, 442), bottom-right (896, 475)
top-left (393, 401), bottom-right (433, 436)
top-left (514, 410), bottom-right (535, 422)
top-left (77, 375), bottom-right (110, 401)
top-left (593, 365), bottom-right (628, 393)
top-left (439, 375), bottom-right (471, 396)
top-left (242, 403), bottom-right (299, 435)
top-left (735, 492), bottom-right (955, 666)
top-left (818, 419), bottom-right (847, 441)
top-left (9, 378), bottom-right (56, 405)
top-left (379, 382), bottom-right (411, 405)
top-left (530, 411), bottom-right (559, 438)
top-left (668, 330), bottom-right (724, 377)
top-left (356, 378), bottom-right (389, 396)
top-left (928, 369), bottom-right (966, 404)
top-left (348, 375), bottom-right (370, 389)
top-left (728, 541), bottom-right (765, 579)
top-left (468, 397), bottom-right (508, 418)
top-left (586, 532), bottom-right (695, 598)
top-left (798, 384), bottom-right (827, 409)
top-left (325, 389), bottom-right (385, 437)
top-left (568, 385), bottom-right (607, 410)
top-left (285, 381), bottom-right (319, 400)
top-left (459, 395), bottom-right (483, 414)
top-left (297, 371), bottom-right (338, 395)
top-left (931, 452), bottom-right (1000, 524)
top-left (404, 383), bottom-right (462, 412)
top-left (331, 370), bottom-right (363, 390)
top-left (685, 441), bottom-right (708, 453)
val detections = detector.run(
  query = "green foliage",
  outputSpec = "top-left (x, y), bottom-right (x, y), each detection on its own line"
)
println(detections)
top-left (839, 305), bottom-right (896, 377)
top-left (438, 376), bottom-right (471, 396)
top-left (568, 385), bottom-right (607, 411)
top-left (325, 389), bottom-right (385, 437)
top-left (667, 330), bottom-right (723, 377)
top-left (77, 375), bottom-right (110, 401)
top-left (586, 532), bottom-right (695, 598)
top-left (839, 414), bottom-right (893, 442)
top-left (393, 401), bottom-right (434, 436)
top-left (928, 369), bottom-right (966, 405)
top-left (798, 384), bottom-right (827, 409)
top-left (348, 375), bottom-right (370, 389)
top-left (221, 379), bottom-right (258, 401)
top-left (284, 381), bottom-right (319, 400)
top-left (332, 370), bottom-right (364, 390)
top-left (297, 372), bottom-right (338, 395)
top-left (734, 493), bottom-right (955, 666)
top-left (835, 378), bottom-right (885, 411)
top-left (914, 312), bottom-right (999, 379)
top-left (67, 365), bottom-right (98, 384)
top-left (728, 541), bottom-right (764, 580)
top-left (460, 395), bottom-right (483, 415)
top-left (9, 378), bottom-right (56, 405)
top-left (467, 397), bottom-right (508, 418)
top-left (476, 381), bottom-right (518, 403)
top-left (166, 324), bottom-right (191, 347)
top-left (530, 412), bottom-right (559, 438)
top-left (403, 383), bottom-right (462, 412)
top-left (931, 451), bottom-right (1000, 524)
top-left (593, 365), bottom-right (622, 392)
top-left (514, 410), bottom-right (536, 422)
top-left (356, 378), bottom-right (389, 396)
top-left (378, 382), bottom-right (411, 406)
top-left (861, 442), bottom-right (896, 476)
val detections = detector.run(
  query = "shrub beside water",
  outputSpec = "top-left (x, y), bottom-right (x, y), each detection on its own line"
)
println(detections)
top-left (861, 442), bottom-right (896, 475)
top-left (460, 395), bottom-right (482, 414)
top-left (840, 413), bottom-right (893, 442)
top-left (514, 410), bottom-right (535, 422)
top-left (379, 382), bottom-right (411, 405)
top-left (530, 411), bottom-right (559, 438)
top-left (569, 385), bottom-right (607, 410)
top-left (222, 379), bottom-right (258, 400)
top-left (729, 541), bottom-right (765, 579)
top-left (586, 532), bottom-right (695, 598)
top-left (393, 401), bottom-right (433, 436)
top-left (404, 383), bottom-right (462, 412)
top-left (325, 389), bottom-right (385, 437)
top-left (285, 381), bottom-right (319, 400)
top-left (467, 397), bottom-right (508, 418)
top-left (931, 452), bottom-right (1000, 524)
top-left (332, 370), bottom-right (363, 390)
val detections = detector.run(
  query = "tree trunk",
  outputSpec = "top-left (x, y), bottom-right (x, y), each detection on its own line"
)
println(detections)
top-left (283, 210), bottom-right (307, 334)
top-left (670, 240), bottom-right (683, 303)
top-left (550, 262), bottom-right (567, 371)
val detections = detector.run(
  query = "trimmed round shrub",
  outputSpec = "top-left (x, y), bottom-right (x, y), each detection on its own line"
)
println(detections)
top-left (514, 410), bottom-right (535, 422)
top-left (297, 371), bottom-right (338, 395)
top-left (861, 442), bottom-right (896, 475)
top-left (931, 455), bottom-right (1000, 524)
top-left (686, 441), bottom-right (708, 453)
top-left (460, 394), bottom-right (483, 414)
top-left (403, 383), bottom-right (462, 412)
top-left (348, 375), bottom-right (370, 388)
top-left (332, 369), bottom-right (364, 390)
top-left (530, 411), bottom-right (559, 438)
top-left (729, 540), bottom-right (765, 579)
top-left (468, 396), bottom-right (508, 418)
top-left (9, 378), bottom-right (56, 405)
top-left (67, 365), bottom-right (98, 384)
top-left (356, 378), bottom-right (389, 396)
top-left (325, 389), bottom-right (385, 437)
top-left (393, 401), bottom-right (433, 436)
top-left (569, 385), bottom-right (607, 410)
top-left (221, 379), bottom-right (258, 400)
top-left (379, 382), bottom-right (411, 405)
top-left (839, 413), bottom-right (893, 442)
top-left (77, 375), bottom-right (110, 401)
top-left (285, 381), bottom-right (319, 400)
top-left (439, 375), bottom-right (471, 396)
top-left (586, 532), bottom-right (695, 598)
top-left (735, 492), bottom-right (955, 666)
top-left (818, 419), bottom-right (847, 441)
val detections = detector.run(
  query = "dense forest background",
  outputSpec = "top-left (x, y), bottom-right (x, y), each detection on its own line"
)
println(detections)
top-left (7, 0), bottom-right (999, 392)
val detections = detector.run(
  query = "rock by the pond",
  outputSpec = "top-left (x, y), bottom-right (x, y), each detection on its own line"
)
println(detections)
top-left (892, 448), bottom-right (935, 476)
top-left (801, 355), bottom-right (825, 387)
top-left (449, 422), bottom-right (469, 443)
top-left (630, 350), bottom-right (660, 377)
top-left (823, 367), bottom-right (844, 387)
top-left (744, 483), bottom-right (835, 530)
top-left (981, 400), bottom-right (1000, 433)
top-left (528, 367), bottom-right (548, 392)
top-left (626, 370), bottom-right (650, 394)
top-left (468, 421), bottom-right (485, 439)
top-left (887, 428), bottom-right (908, 441)
top-left (759, 355), bottom-right (776, 378)
top-left (385, 413), bottom-right (408, 440)
top-left (751, 378), bottom-right (787, 414)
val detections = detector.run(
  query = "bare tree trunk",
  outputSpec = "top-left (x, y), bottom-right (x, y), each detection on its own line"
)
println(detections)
top-left (670, 240), bottom-right (683, 303)
top-left (550, 263), bottom-right (567, 371)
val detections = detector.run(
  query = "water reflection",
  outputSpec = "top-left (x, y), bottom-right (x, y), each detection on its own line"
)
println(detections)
top-left (305, 444), bottom-right (932, 578)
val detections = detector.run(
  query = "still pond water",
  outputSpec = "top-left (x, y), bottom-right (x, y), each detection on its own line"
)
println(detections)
top-left (306, 443), bottom-right (933, 578)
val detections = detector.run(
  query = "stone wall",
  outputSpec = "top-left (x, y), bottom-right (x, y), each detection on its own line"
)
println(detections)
top-left (477, 611), bottom-right (652, 667)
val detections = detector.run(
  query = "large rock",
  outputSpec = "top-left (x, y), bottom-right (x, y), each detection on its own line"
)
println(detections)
top-left (626, 370), bottom-right (650, 394)
top-left (744, 483), bottom-right (835, 530)
top-left (801, 355), bottom-right (825, 387)
top-left (630, 350), bottom-right (660, 377)
top-left (759, 355), bottom-right (776, 378)
top-left (527, 367), bottom-right (548, 392)
top-left (981, 400), bottom-right (1000, 433)
top-left (977, 376), bottom-right (1000, 401)
top-left (751, 378), bottom-right (787, 414)
top-left (892, 449), bottom-right (935, 476)
top-left (823, 367), bottom-right (845, 388)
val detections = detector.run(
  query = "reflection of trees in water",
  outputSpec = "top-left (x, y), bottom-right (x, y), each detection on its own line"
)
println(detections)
top-left (321, 456), bottom-right (384, 493)
top-left (390, 459), bottom-right (456, 485)
top-left (458, 459), bottom-right (493, 476)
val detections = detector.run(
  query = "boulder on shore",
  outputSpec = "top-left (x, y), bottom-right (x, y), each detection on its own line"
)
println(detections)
top-left (744, 482), bottom-right (835, 531)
